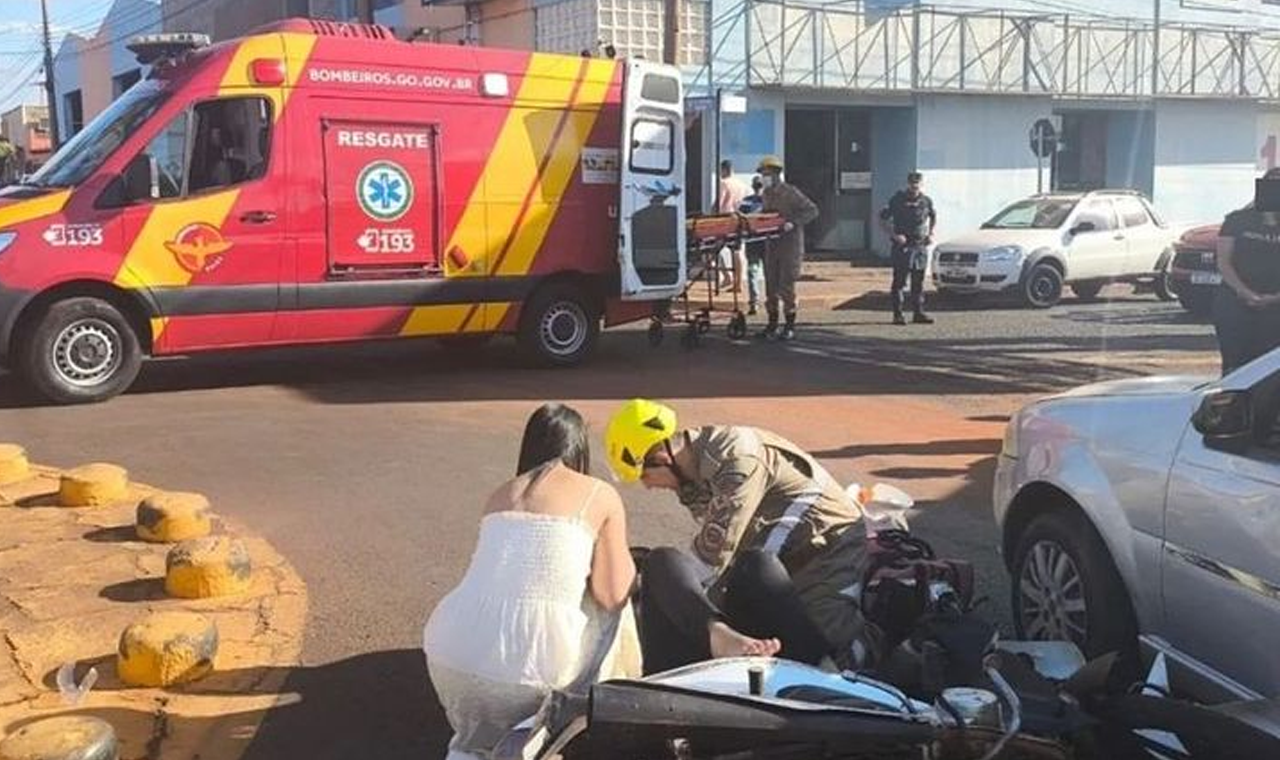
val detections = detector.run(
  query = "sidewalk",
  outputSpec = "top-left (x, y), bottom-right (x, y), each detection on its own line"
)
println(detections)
top-left (693, 260), bottom-right (889, 313)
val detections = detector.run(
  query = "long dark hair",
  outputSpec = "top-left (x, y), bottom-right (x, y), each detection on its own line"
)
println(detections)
top-left (517, 403), bottom-right (591, 476)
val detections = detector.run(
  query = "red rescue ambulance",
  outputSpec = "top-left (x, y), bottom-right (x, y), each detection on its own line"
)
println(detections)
top-left (0, 20), bottom-right (688, 403)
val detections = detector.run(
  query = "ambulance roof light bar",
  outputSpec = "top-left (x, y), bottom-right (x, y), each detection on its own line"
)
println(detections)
top-left (127, 33), bottom-right (211, 66)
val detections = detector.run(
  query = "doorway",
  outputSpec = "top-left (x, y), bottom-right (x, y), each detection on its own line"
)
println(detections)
top-left (785, 107), bottom-right (872, 253)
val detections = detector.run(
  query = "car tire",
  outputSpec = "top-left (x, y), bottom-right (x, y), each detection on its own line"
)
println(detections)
top-left (1011, 510), bottom-right (1139, 665)
top-left (1071, 282), bottom-right (1104, 302)
top-left (517, 281), bottom-right (599, 367)
top-left (1021, 263), bottom-right (1064, 309)
top-left (18, 297), bottom-right (143, 405)
top-left (1154, 258), bottom-right (1176, 302)
top-left (1178, 289), bottom-right (1215, 318)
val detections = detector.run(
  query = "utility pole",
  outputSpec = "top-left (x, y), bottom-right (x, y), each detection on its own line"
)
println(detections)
top-left (355, 0), bottom-right (374, 24)
top-left (40, 0), bottom-right (61, 149)
top-left (1151, 0), bottom-right (1161, 98)
top-left (663, 0), bottom-right (681, 64)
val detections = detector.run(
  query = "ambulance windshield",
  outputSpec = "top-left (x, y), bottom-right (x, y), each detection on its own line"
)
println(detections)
top-left (27, 79), bottom-right (170, 189)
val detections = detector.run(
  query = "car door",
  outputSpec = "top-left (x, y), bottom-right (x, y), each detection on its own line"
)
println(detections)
top-left (1064, 198), bottom-right (1125, 280)
top-left (112, 94), bottom-right (284, 352)
top-left (1114, 196), bottom-right (1166, 275)
top-left (618, 60), bottom-right (687, 301)
top-left (1161, 359), bottom-right (1280, 698)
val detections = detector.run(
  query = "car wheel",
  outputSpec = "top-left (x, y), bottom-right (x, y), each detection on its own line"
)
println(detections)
top-left (1154, 258), bottom-right (1176, 302)
top-left (1071, 282), bottom-right (1104, 302)
top-left (1011, 510), bottom-right (1139, 663)
top-left (1021, 263), bottom-right (1064, 309)
top-left (18, 297), bottom-right (143, 405)
top-left (1178, 289), bottom-right (1215, 318)
top-left (517, 282), bottom-right (599, 367)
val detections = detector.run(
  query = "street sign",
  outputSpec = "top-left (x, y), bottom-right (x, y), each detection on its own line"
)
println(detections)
top-left (720, 93), bottom-right (748, 115)
top-left (1030, 118), bottom-right (1058, 158)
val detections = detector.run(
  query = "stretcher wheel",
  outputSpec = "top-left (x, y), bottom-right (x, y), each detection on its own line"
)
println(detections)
top-left (696, 315), bottom-right (712, 335)
top-left (648, 320), bottom-right (664, 347)
top-left (681, 325), bottom-right (700, 350)
top-left (727, 313), bottom-right (748, 340)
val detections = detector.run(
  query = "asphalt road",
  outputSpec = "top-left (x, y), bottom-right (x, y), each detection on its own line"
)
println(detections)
top-left (0, 284), bottom-right (1219, 758)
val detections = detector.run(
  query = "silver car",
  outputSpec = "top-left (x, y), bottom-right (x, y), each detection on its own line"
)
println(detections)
top-left (994, 349), bottom-right (1280, 702)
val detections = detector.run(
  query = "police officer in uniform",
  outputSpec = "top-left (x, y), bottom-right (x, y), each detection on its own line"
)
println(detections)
top-left (757, 156), bottom-right (820, 341)
top-left (879, 172), bottom-right (937, 326)
top-left (605, 399), bottom-right (870, 674)
top-left (1215, 169), bottom-right (1280, 373)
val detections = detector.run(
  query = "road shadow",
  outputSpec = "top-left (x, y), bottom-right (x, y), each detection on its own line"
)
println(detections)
top-left (0, 328), bottom-right (1132, 409)
top-left (100, 577), bottom-right (168, 603)
top-left (27, 650), bottom-right (448, 760)
top-left (83, 525), bottom-right (139, 543)
top-left (217, 650), bottom-right (447, 760)
top-left (813, 438), bottom-right (1001, 459)
top-left (871, 466), bottom-right (970, 480)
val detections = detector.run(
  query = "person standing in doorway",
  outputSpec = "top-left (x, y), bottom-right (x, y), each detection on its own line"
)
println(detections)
top-left (1214, 169), bottom-right (1280, 374)
top-left (757, 156), bottom-right (819, 341)
top-left (879, 172), bottom-right (937, 326)
top-left (717, 160), bottom-right (749, 294)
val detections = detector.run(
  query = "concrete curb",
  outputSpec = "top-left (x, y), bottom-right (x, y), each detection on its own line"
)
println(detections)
top-left (0, 452), bottom-right (308, 760)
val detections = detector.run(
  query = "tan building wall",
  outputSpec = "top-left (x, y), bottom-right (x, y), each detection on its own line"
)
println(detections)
top-left (79, 34), bottom-right (114, 121)
top-left (476, 0), bottom-right (534, 50)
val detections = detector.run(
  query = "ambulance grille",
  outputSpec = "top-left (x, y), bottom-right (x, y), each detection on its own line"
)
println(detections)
top-left (306, 20), bottom-right (394, 40)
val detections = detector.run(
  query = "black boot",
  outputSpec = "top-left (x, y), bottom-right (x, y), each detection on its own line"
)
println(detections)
top-left (891, 290), bottom-right (906, 326)
top-left (757, 311), bottom-right (779, 340)
top-left (912, 293), bottom-right (934, 324)
top-left (780, 313), bottom-right (797, 341)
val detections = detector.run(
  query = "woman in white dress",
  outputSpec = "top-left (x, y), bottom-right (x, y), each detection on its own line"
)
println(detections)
top-left (424, 404), bottom-right (774, 759)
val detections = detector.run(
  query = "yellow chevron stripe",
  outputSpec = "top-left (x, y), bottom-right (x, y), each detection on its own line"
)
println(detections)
top-left (218, 32), bottom-right (318, 120)
top-left (0, 190), bottom-right (71, 230)
top-left (115, 32), bottom-right (317, 343)
top-left (491, 57), bottom-right (615, 279)
top-left (400, 54), bottom-right (609, 337)
top-left (113, 190), bottom-right (241, 341)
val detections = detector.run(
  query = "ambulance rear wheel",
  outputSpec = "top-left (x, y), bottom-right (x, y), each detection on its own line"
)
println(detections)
top-left (20, 297), bottom-right (142, 405)
top-left (518, 282), bottom-right (599, 367)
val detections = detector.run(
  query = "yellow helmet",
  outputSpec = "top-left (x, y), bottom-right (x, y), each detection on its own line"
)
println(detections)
top-left (757, 155), bottom-right (784, 173)
top-left (605, 399), bottom-right (678, 483)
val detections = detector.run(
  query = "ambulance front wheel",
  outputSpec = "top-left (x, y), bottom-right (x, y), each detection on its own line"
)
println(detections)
top-left (19, 297), bottom-right (143, 405)
top-left (518, 282), bottom-right (599, 367)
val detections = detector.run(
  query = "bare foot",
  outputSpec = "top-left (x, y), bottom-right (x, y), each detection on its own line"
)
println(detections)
top-left (708, 621), bottom-right (782, 659)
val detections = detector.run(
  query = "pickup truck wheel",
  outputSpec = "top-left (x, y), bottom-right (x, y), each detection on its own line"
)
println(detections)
top-left (1071, 282), bottom-right (1104, 302)
top-left (518, 282), bottom-right (599, 367)
top-left (1022, 263), bottom-right (1064, 309)
top-left (1154, 260), bottom-right (1176, 302)
top-left (1011, 510), bottom-right (1138, 665)
top-left (19, 297), bottom-right (142, 405)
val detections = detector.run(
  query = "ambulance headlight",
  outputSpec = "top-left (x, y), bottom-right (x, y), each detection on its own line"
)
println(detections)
top-left (0, 232), bottom-right (15, 257)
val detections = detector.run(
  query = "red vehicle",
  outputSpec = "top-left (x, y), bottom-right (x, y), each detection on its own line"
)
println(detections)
top-left (1168, 223), bottom-right (1222, 317)
top-left (0, 21), bottom-right (688, 403)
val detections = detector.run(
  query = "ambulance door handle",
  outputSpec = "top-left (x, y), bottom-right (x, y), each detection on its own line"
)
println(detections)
top-left (241, 210), bottom-right (277, 225)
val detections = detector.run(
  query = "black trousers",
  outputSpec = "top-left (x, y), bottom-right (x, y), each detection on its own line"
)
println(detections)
top-left (890, 246), bottom-right (926, 316)
top-left (1213, 285), bottom-right (1280, 374)
top-left (637, 547), bottom-right (831, 675)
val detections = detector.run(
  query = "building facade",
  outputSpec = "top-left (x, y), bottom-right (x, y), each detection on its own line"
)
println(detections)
top-left (691, 0), bottom-right (1280, 253)
top-left (52, 0), bottom-right (162, 142)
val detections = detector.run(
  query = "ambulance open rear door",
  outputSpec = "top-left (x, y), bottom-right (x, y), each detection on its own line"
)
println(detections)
top-left (618, 60), bottom-right (687, 301)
